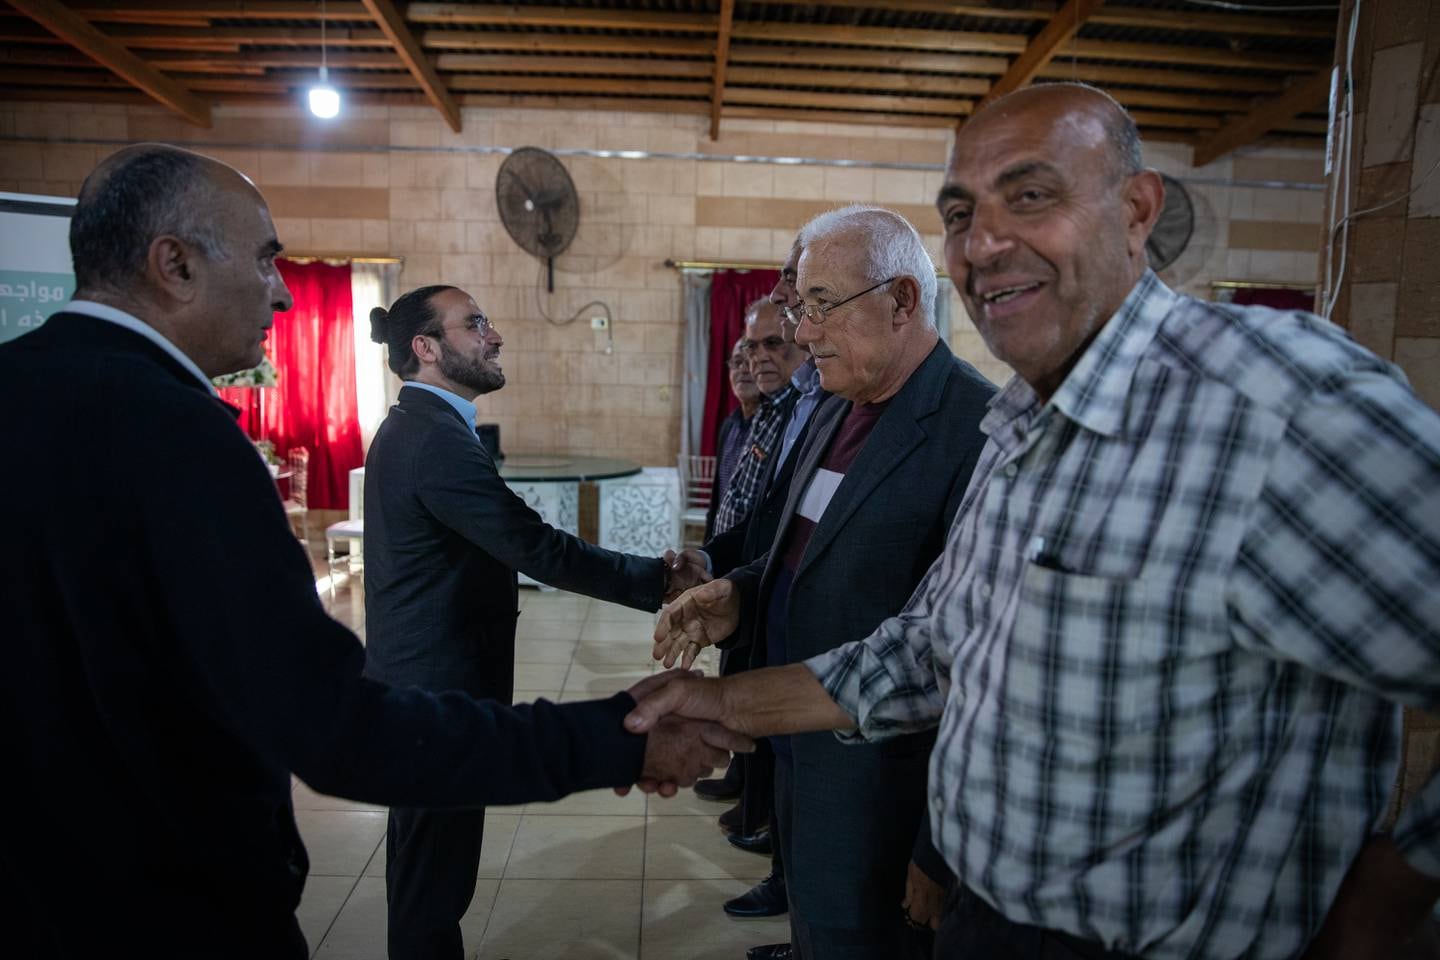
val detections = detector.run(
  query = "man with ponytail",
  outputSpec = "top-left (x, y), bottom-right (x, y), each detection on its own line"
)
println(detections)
top-left (364, 283), bottom-right (711, 960)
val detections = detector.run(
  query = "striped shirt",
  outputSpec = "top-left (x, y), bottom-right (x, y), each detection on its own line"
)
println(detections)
top-left (808, 271), bottom-right (1440, 959)
top-left (713, 383), bottom-right (796, 535)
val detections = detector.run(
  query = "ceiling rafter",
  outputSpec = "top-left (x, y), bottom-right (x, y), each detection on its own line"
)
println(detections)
top-left (975, 0), bottom-right (1107, 115)
top-left (1192, 69), bottom-right (1331, 166)
top-left (359, 0), bottom-right (460, 132)
top-left (7, 0), bottom-right (211, 126)
top-left (710, 0), bottom-right (735, 141)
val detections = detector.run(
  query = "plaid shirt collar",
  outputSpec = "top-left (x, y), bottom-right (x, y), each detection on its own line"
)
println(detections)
top-left (981, 269), bottom-right (1174, 444)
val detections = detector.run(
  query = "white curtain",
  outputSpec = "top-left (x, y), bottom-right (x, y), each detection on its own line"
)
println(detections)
top-left (350, 262), bottom-right (401, 452)
top-left (679, 272), bottom-right (712, 457)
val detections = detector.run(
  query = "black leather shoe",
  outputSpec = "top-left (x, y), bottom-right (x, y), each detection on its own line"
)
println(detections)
top-left (724, 873), bottom-right (787, 918)
top-left (694, 775), bottom-right (742, 802)
top-left (726, 827), bottom-right (773, 856)
top-left (718, 803), bottom-right (743, 835)
top-left (746, 944), bottom-right (792, 960)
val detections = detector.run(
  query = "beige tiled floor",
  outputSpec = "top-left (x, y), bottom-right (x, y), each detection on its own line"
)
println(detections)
top-left (300, 563), bottom-right (786, 959)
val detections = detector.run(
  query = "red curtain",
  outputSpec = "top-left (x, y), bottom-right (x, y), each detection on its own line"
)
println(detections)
top-left (220, 258), bottom-right (362, 509)
top-left (700, 269), bottom-right (779, 457)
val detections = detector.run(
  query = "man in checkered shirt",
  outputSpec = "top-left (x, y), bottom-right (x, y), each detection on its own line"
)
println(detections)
top-left (631, 83), bottom-right (1440, 959)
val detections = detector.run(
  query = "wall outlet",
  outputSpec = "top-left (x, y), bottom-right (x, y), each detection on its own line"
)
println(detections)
top-left (590, 315), bottom-right (609, 330)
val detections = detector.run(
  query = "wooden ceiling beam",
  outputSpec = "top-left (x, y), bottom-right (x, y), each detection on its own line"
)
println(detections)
top-left (435, 54), bottom-right (712, 77)
top-left (7, 0), bottom-right (212, 126)
top-left (1192, 69), bottom-right (1331, 165)
top-left (729, 66), bottom-right (990, 97)
top-left (421, 32), bottom-right (714, 56)
top-left (724, 104), bottom-right (954, 129)
top-left (360, 0), bottom-right (460, 132)
top-left (150, 49), bottom-right (404, 70)
top-left (728, 44), bottom-right (1009, 75)
top-left (710, 0), bottom-right (735, 140)
top-left (977, 0), bottom-right (1106, 113)
top-left (35, 2), bottom-right (369, 23)
top-left (725, 87), bottom-right (973, 117)
top-left (405, 5), bottom-right (716, 32)
top-left (448, 75), bottom-right (709, 97)
top-left (100, 24), bottom-right (390, 47)
top-left (731, 22), bottom-right (1026, 54)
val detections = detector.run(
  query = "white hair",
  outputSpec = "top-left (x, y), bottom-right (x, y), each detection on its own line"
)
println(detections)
top-left (796, 204), bottom-right (937, 329)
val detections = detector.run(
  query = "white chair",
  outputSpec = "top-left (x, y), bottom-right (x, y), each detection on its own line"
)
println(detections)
top-left (677, 454), bottom-right (716, 548)
top-left (324, 518), bottom-right (364, 601)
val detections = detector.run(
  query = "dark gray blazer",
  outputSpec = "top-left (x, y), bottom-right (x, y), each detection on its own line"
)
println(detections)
top-left (363, 386), bottom-right (665, 700)
top-left (728, 338), bottom-right (995, 926)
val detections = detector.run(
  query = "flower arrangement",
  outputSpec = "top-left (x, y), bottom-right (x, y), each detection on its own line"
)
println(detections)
top-left (212, 354), bottom-right (278, 388)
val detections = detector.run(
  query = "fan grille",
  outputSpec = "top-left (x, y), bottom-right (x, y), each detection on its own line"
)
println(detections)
top-left (496, 147), bottom-right (580, 260)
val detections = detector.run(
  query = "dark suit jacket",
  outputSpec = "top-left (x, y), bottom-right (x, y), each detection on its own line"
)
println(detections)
top-left (727, 339), bottom-right (994, 927)
top-left (0, 314), bottom-right (648, 958)
top-left (704, 406), bottom-right (748, 541)
top-left (705, 387), bottom-right (824, 581)
top-left (363, 385), bottom-right (665, 700)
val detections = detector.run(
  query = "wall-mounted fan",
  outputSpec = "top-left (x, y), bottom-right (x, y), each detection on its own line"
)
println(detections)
top-left (1147, 174), bottom-right (1194, 272)
top-left (496, 146), bottom-right (579, 292)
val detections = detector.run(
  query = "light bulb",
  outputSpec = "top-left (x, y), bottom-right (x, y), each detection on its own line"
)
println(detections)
top-left (308, 66), bottom-right (340, 119)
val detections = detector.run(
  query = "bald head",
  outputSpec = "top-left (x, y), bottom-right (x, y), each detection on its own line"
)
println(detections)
top-left (959, 83), bottom-right (1142, 184)
top-left (71, 143), bottom-right (240, 295)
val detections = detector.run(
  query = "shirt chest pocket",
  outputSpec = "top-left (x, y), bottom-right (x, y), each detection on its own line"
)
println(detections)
top-left (1001, 563), bottom-right (1189, 769)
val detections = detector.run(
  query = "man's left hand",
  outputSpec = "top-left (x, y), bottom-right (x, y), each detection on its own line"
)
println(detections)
top-left (902, 860), bottom-right (945, 932)
top-left (662, 548), bottom-right (711, 603)
top-left (1301, 836), bottom-right (1440, 960)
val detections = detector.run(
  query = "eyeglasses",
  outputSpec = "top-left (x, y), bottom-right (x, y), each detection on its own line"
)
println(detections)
top-left (727, 356), bottom-right (749, 371)
top-left (428, 314), bottom-right (493, 338)
top-left (740, 335), bottom-right (787, 356)
top-left (790, 277), bottom-right (897, 325)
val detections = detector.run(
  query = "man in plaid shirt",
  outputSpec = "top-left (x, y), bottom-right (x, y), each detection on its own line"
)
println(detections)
top-left (631, 83), bottom-right (1440, 959)
top-left (713, 299), bottom-right (806, 535)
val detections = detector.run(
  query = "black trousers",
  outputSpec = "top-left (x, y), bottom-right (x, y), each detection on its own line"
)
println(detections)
top-left (384, 805), bottom-right (485, 960)
top-left (774, 751), bottom-right (930, 960)
top-left (935, 885), bottom-right (1140, 960)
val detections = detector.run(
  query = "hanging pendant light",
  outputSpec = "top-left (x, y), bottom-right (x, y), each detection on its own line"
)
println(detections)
top-left (308, 0), bottom-right (341, 119)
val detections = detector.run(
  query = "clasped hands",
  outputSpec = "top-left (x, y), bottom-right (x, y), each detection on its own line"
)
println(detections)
top-left (624, 578), bottom-right (745, 795)
top-left (661, 548), bottom-right (711, 604)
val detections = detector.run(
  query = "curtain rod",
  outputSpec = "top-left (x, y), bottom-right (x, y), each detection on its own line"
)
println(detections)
top-left (666, 258), bottom-right (950, 279)
top-left (1211, 279), bottom-right (1316, 291)
top-left (284, 255), bottom-right (403, 266)
top-left (665, 258), bottom-right (778, 271)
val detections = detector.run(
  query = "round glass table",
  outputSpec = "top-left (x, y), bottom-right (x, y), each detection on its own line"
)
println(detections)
top-left (498, 454), bottom-right (641, 483)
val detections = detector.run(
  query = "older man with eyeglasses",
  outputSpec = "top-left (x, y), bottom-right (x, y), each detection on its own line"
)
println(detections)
top-left (656, 205), bottom-right (995, 960)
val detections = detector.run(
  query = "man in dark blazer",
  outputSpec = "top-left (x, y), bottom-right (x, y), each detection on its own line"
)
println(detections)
top-left (363, 283), bottom-right (709, 960)
top-left (0, 143), bottom-right (745, 960)
top-left (654, 206), bottom-right (994, 960)
top-left (698, 247), bottom-right (829, 937)
top-left (704, 337), bottom-right (762, 542)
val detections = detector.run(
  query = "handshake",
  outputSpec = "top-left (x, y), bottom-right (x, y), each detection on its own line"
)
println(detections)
top-left (625, 575), bottom-right (852, 795)
top-left (626, 562), bottom-right (747, 796)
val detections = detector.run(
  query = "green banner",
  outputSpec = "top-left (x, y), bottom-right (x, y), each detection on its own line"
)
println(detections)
top-left (0, 270), bottom-right (75, 343)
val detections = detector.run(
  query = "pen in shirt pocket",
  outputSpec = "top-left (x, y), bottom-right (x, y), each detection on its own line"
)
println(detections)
top-left (1025, 535), bottom-right (1065, 571)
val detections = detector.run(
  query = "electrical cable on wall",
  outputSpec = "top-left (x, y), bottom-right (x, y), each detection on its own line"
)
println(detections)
top-left (533, 260), bottom-right (615, 355)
